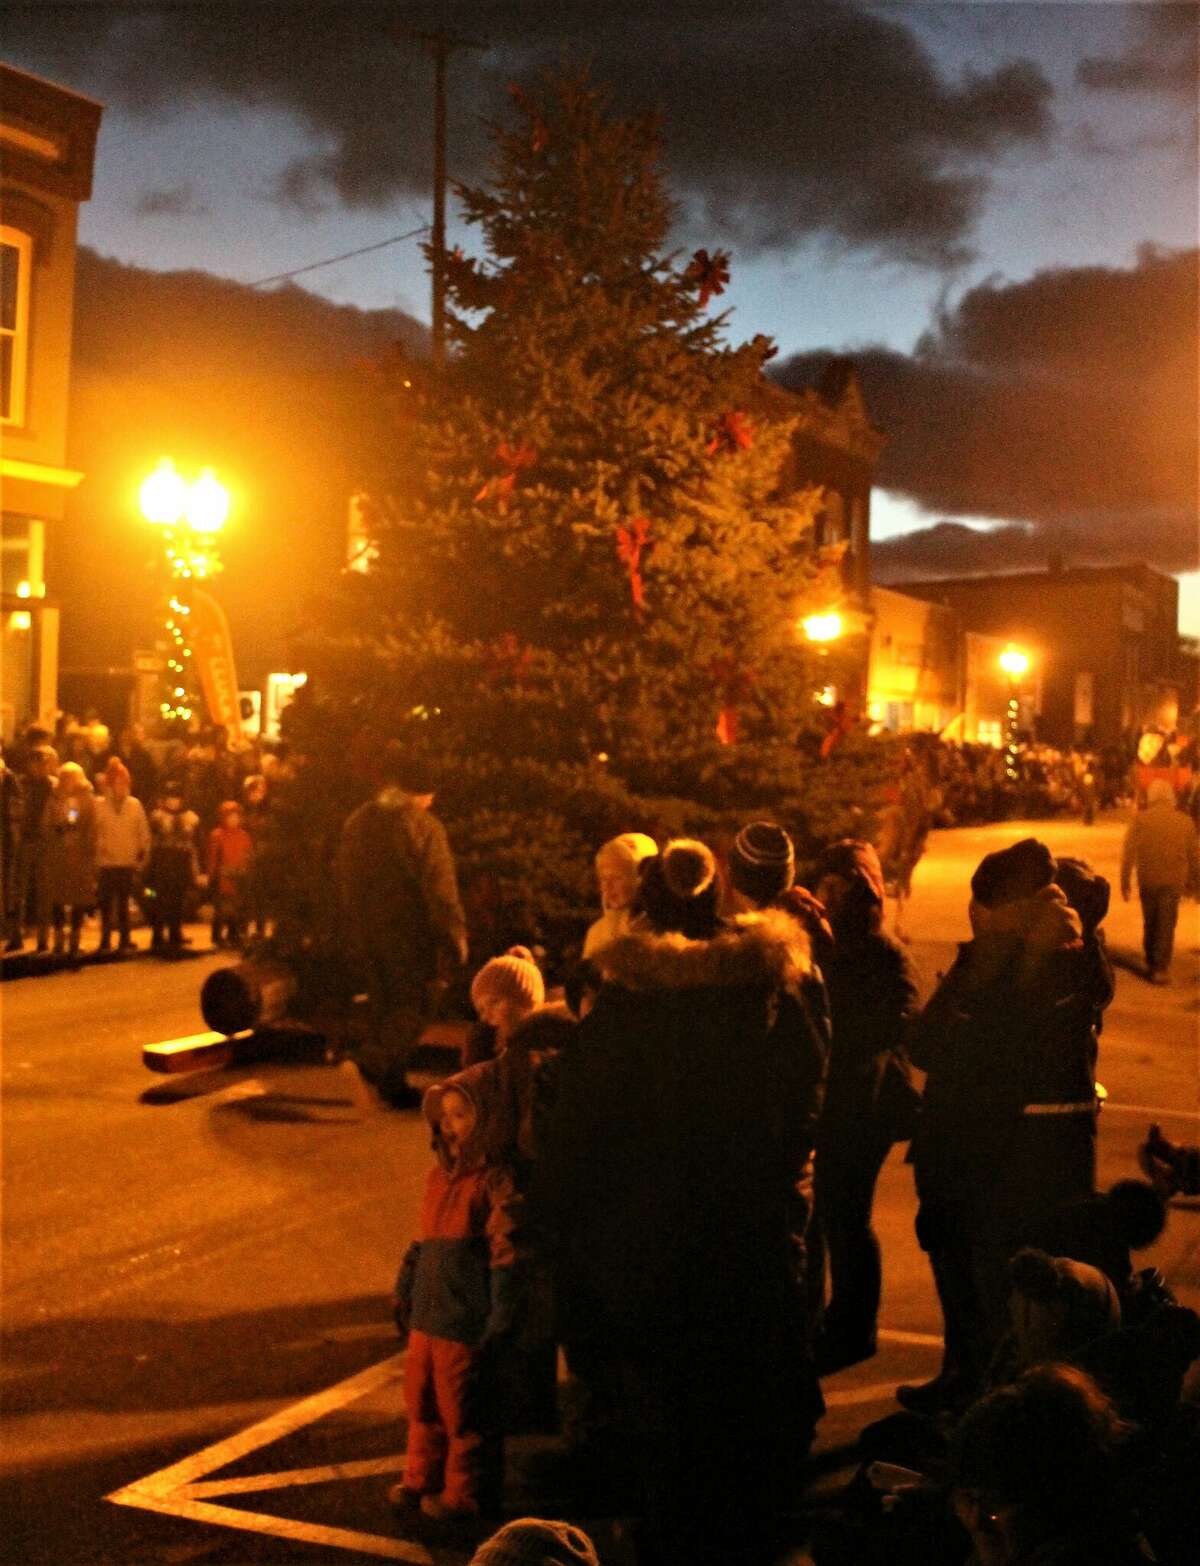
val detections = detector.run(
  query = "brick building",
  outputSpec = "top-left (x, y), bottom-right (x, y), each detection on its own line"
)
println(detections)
top-left (0, 62), bottom-right (101, 739)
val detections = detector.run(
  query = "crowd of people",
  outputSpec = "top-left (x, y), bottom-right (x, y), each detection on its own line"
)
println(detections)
top-left (0, 714), bottom-right (279, 958)
top-left (334, 749), bottom-right (1200, 1565)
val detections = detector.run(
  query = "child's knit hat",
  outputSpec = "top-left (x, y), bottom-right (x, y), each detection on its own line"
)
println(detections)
top-left (470, 1518), bottom-right (600, 1566)
top-left (470, 946), bottom-right (545, 1015)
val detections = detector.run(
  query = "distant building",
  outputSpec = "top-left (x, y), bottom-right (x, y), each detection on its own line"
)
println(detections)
top-left (901, 564), bottom-right (1187, 748)
top-left (866, 585), bottom-right (960, 734)
top-left (782, 357), bottom-right (885, 609)
top-left (0, 62), bottom-right (101, 740)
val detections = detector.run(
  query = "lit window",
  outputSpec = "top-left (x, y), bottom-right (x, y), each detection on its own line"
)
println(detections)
top-left (1, 227), bottom-right (33, 426)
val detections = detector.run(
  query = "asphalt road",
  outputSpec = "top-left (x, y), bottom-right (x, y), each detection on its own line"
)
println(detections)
top-left (2, 815), bottom-right (1197, 1566)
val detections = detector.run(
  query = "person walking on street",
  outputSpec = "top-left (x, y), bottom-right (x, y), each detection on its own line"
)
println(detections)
top-left (40, 761), bottom-right (98, 958)
top-left (335, 746), bottom-right (468, 1109)
top-left (94, 758), bottom-right (150, 952)
top-left (1120, 778), bottom-right (1199, 983)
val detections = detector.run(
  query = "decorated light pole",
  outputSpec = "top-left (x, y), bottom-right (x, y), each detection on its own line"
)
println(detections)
top-left (998, 643), bottom-right (1031, 783)
top-left (139, 459), bottom-right (229, 728)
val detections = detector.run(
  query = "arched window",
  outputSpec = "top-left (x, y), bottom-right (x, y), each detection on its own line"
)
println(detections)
top-left (0, 225), bottom-right (33, 426)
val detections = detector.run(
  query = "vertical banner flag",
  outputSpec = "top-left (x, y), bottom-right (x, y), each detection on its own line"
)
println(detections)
top-left (191, 589), bottom-right (242, 737)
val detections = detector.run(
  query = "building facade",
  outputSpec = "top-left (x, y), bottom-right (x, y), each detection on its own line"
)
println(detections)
top-left (0, 62), bottom-right (101, 740)
top-left (901, 564), bottom-right (1188, 748)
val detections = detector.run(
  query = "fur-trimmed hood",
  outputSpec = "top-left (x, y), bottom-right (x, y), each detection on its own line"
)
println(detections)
top-left (594, 907), bottom-right (811, 993)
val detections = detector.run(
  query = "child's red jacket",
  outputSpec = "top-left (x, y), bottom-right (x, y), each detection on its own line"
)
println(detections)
top-left (206, 824), bottom-right (253, 898)
top-left (396, 1072), bottom-right (520, 1347)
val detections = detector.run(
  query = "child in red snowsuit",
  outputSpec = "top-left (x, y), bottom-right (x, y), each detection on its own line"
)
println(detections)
top-left (206, 801), bottom-right (253, 948)
top-left (391, 1075), bottom-right (519, 1522)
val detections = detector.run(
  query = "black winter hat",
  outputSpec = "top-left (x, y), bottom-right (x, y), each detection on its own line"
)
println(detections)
top-left (379, 741), bottom-right (438, 795)
top-left (729, 822), bottom-right (795, 905)
top-left (970, 837), bottom-right (1055, 909)
top-left (636, 840), bottom-right (720, 938)
top-left (1054, 855), bottom-right (1110, 934)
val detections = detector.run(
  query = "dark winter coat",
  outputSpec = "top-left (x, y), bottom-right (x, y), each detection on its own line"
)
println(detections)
top-left (536, 909), bottom-right (827, 1340)
top-left (911, 885), bottom-right (1099, 1235)
top-left (148, 804), bottom-right (201, 894)
top-left (820, 930), bottom-right (919, 1133)
top-left (335, 786), bottom-right (467, 981)
top-left (40, 788), bottom-right (98, 907)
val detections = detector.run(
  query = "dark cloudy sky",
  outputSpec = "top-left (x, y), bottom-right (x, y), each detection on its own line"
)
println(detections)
top-left (7, 1), bottom-right (1199, 625)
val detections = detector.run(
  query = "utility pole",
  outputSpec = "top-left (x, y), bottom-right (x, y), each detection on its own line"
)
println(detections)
top-left (405, 29), bottom-right (485, 367)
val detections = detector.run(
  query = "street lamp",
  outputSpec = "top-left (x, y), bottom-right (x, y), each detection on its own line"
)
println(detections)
top-left (140, 459), bottom-right (230, 726)
top-left (998, 643), bottom-right (1030, 781)
top-left (801, 610), bottom-right (843, 643)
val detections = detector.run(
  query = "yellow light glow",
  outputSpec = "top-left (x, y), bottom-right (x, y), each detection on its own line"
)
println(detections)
top-left (16, 580), bottom-right (31, 598)
top-left (999, 644), bottom-right (1030, 679)
top-left (185, 468), bottom-right (229, 533)
top-left (140, 458), bottom-right (188, 526)
top-left (802, 610), bottom-right (843, 643)
top-left (10, 610), bottom-right (32, 631)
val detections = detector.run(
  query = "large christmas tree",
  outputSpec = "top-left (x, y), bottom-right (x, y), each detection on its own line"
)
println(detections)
top-left (272, 72), bottom-right (883, 966)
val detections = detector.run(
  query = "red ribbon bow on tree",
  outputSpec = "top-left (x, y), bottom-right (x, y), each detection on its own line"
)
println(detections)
top-left (685, 248), bottom-right (731, 308)
top-left (709, 656), bottom-right (756, 745)
top-left (705, 410), bottom-right (754, 457)
top-left (475, 440), bottom-right (537, 511)
top-left (615, 516), bottom-right (652, 615)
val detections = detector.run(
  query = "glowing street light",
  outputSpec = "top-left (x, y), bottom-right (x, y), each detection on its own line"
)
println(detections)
top-left (139, 458), bottom-right (190, 527)
top-left (998, 644), bottom-right (1030, 680)
top-left (801, 610), bottom-right (843, 643)
top-left (185, 468), bottom-right (230, 533)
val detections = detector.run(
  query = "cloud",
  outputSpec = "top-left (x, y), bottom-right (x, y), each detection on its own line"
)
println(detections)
top-left (134, 183), bottom-right (209, 217)
top-left (1076, 2), bottom-right (1198, 96)
top-left (6, 0), bottom-right (1053, 267)
top-left (774, 246), bottom-right (1200, 576)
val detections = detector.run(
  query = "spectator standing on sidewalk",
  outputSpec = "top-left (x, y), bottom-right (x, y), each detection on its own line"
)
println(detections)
top-left (335, 745), bottom-right (467, 1109)
top-left (147, 780), bottom-right (201, 954)
top-left (538, 840), bottom-right (826, 1564)
top-left (1, 746), bottom-right (24, 951)
top-left (93, 759), bottom-right (150, 953)
top-left (1120, 778), bottom-right (1199, 984)
top-left (206, 800), bottom-right (254, 949)
top-left (40, 761), bottom-right (98, 958)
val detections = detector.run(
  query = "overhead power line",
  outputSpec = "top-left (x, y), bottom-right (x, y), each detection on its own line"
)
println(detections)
top-left (246, 224), bottom-right (430, 288)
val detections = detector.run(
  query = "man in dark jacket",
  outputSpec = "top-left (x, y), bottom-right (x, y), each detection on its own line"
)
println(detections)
top-left (336, 747), bottom-right (467, 1108)
top-left (537, 839), bottom-right (826, 1565)
top-left (808, 839), bottom-right (920, 1376)
top-left (902, 838), bottom-right (1102, 1413)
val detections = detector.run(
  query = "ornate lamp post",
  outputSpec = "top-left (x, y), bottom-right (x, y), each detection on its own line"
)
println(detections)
top-left (140, 458), bottom-right (229, 727)
top-left (998, 642), bottom-right (1031, 782)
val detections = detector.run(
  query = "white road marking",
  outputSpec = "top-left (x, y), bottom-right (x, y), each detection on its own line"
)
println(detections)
top-left (106, 1351), bottom-right (431, 1562)
top-left (185, 1455), bottom-right (405, 1498)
